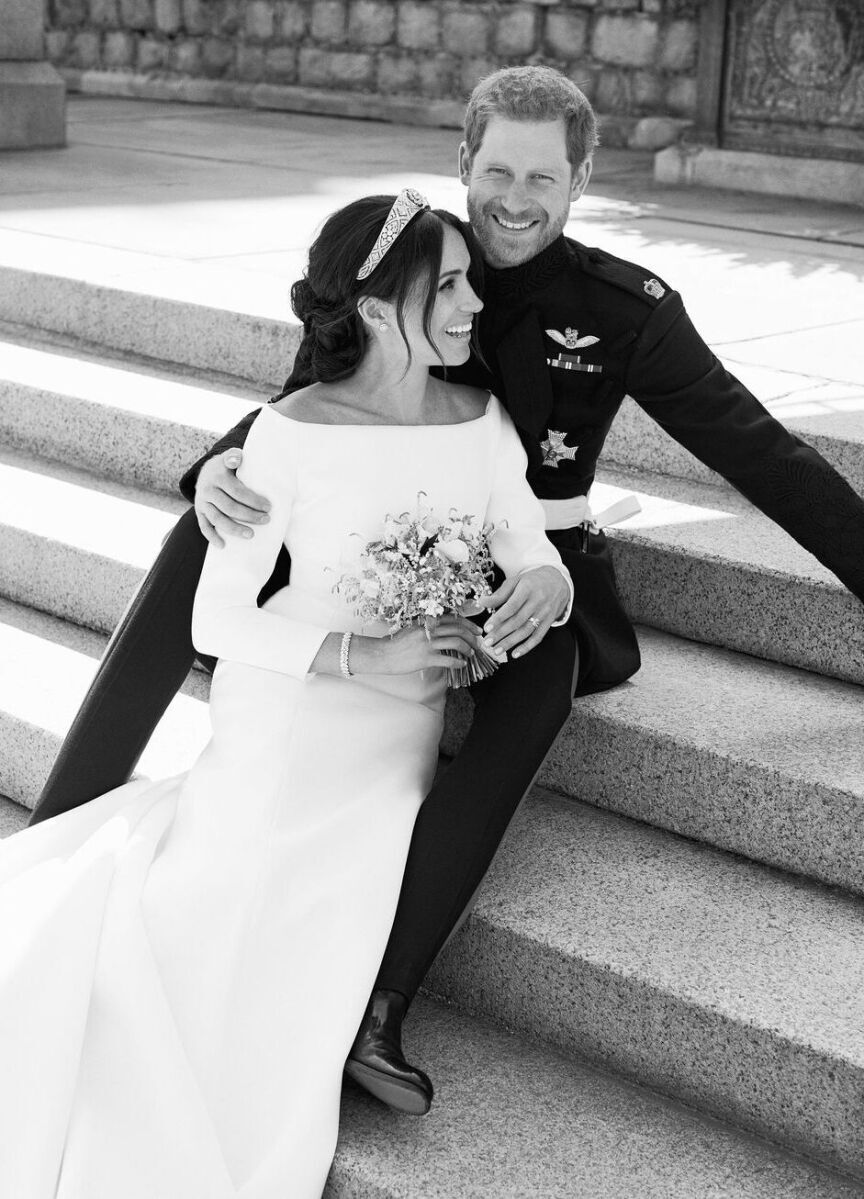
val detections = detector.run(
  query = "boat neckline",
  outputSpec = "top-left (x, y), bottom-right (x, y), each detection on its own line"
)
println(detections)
top-left (258, 394), bottom-right (495, 430)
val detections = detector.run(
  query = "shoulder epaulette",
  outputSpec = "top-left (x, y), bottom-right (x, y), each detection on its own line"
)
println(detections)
top-left (567, 240), bottom-right (673, 308)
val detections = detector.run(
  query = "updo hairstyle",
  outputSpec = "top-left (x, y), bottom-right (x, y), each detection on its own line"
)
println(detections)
top-left (277, 195), bottom-right (483, 396)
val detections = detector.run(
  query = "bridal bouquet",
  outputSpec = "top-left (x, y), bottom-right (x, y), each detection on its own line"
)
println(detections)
top-left (334, 497), bottom-right (501, 688)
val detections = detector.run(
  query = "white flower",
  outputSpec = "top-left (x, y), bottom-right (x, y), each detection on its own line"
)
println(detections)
top-left (436, 538), bottom-right (470, 565)
top-left (383, 515), bottom-right (407, 544)
top-left (361, 577), bottom-right (380, 598)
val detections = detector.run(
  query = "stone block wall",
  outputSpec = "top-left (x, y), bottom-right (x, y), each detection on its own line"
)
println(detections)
top-left (45, 0), bottom-right (700, 123)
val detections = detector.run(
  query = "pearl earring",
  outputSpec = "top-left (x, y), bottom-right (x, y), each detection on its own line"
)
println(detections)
top-left (378, 322), bottom-right (388, 332)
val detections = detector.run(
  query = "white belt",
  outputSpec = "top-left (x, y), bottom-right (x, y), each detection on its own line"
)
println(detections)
top-left (540, 494), bottom-right (642, 532)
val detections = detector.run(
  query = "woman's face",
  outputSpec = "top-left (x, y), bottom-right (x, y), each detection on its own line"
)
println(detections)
top-left (400, 223), bottom-right (483, 367)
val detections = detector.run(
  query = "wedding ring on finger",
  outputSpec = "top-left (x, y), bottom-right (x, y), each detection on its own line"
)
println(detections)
top-left (527, 616), bottom-right (540, 631)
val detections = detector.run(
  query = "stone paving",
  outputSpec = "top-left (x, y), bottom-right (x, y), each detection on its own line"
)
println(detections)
top-left (0, 95), bottom-right (862, 418)
top-left (2, 97), bottom-right (864, 1194)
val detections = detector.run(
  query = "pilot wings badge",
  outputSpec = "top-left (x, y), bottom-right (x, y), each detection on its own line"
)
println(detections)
top-left (546, 327), bottom-right (599, 350)
top-left (545, 328), bottom-right (603, 374)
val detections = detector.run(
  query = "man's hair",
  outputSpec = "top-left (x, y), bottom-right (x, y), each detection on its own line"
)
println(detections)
top-left (463, 66), bottom-right (599, 168)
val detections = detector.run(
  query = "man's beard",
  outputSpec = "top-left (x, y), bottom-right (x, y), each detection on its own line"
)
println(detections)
top-left (466, 194), bottom-right (567, 269)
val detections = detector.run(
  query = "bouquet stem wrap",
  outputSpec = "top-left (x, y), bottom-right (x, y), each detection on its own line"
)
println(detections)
top-left (424, 618), bottom-right (500, 690)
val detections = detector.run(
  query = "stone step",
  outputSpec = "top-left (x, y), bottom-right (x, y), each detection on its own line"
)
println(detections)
top-left (1, 628), bottom-right (863, 1195)
top-left (3, 527), bottom-right (861, 900)
top-left (2, 446), bottom-right (862, 681)
top-left (0, 795), bottom-right (28, 839)
top-left (594, 467), bottom-right (864, 686)
top-left (0, 597), bottom-right (210, 807)
top-left (0, 792), bottom-right (856, 1199)
top-left (0, 322), bottom-right (260, 493)
top-left (0, 235), bottom-right (301, 386)
top-left (445, 622), bottom-right (864, 896)
top-left (331, 999), bottom-right (864, 1199)
top-left (4, 509), bottom-right (862, 901)
top-left (601, 396), bottom-right (864, 497)
top-left (0, 447), bottom-right (182, 635)
top-left (426, 789), bottom-right (864, 1181)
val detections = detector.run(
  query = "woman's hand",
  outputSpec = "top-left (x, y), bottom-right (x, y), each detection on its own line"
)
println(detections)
top-left (352, 617), bottom-right (482, 676)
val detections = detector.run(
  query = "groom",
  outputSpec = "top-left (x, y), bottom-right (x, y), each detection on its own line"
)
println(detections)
top-left (33, 67), bottom-right (864, 1114)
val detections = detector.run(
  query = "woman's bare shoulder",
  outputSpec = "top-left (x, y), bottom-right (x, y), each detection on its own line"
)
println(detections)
top-left (271, 382), bottom-right (374, 425)
top-left (436, 382), bottom-right (491, 422)
top-left (270, 384), bottom-right (329, 424)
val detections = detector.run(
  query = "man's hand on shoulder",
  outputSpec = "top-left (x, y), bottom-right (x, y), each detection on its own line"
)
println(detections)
top-left (480, 566), bottom-right (570, 659)
top-left (195, 450), bottom-right (271, 548)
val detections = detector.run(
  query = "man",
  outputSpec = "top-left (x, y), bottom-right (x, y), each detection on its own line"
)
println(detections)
top-left (33, 67), bottom-right (864, 1116)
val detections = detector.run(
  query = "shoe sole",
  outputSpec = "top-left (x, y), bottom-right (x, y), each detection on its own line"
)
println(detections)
top-left (343, 1059), bottom-right (432, 1116)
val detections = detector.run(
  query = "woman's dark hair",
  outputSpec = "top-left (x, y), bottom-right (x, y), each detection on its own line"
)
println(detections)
top-left (273, 195), bottom-right (484, 399)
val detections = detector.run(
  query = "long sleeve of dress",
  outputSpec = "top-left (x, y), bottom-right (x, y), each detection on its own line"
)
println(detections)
top-left (486, 398), bottom-right (574, 624)
top-left (191, 409), bottom-right (331, 677)
top-left (628, 293), bottom-right (864, 604)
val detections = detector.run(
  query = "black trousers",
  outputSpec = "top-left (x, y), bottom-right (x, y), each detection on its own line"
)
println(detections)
top-left (375, 621), bottom-right (576, 999)
top-left (31, 509), bottom-right (577, 1004)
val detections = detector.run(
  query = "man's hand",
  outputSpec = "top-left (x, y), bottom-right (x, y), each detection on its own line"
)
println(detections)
top-left (194, 449), bottom-right (272, 548)
top-left (481, 567), bottom-right (570, 659)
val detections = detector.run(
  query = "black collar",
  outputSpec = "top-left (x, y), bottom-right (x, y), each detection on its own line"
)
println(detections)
top-left (482, 236), bottom-right (571, 303)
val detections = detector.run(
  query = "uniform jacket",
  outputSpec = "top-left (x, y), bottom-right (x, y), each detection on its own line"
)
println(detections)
top-left (455, 235), bottom-right (864, 604)
top-left (180, 235), bottom-right (864, 689)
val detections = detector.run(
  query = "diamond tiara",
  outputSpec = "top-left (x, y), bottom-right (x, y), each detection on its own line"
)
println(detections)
top-left (356, 188), bottom-right (431, 281)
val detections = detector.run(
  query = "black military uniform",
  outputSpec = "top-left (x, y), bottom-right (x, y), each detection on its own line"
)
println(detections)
top-left (31, 235), bottom-right (864, 1008)
top-left (471, 235), bottom-right (864, 684)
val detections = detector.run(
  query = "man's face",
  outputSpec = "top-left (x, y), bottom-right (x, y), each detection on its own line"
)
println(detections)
top-left (459, 117), bottom-right (591, 269)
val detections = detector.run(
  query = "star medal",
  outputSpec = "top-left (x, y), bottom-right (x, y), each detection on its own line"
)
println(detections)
top-left (541, 429), bottom-right (579, 468)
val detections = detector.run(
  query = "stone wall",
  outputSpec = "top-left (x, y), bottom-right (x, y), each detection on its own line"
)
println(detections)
top-left (45, 0), bottom-right (700, 126)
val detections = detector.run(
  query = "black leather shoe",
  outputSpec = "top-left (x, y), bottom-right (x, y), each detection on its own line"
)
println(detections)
top-left (344, 989), bottom-right (433, 1115)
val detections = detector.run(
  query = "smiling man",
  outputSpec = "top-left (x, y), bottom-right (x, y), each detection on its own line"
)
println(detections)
top-left (461, 105), bottom-right (591, 270)
top-left (32, 67), bottom-right (864, 1116)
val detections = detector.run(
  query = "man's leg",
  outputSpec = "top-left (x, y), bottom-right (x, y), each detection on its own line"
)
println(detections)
top-left (346, 624), bottom-right (577, 1109)
top-left (379, 622), bottom-right (576, 995)
top-left (29, 509), bottom-right (208, 825)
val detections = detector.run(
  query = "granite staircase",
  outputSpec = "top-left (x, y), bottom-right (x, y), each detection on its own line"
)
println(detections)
top-left (2, 256), bottom-right (864, 1199)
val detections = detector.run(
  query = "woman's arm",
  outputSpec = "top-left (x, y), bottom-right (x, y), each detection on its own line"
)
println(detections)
top-left (192, 410), bottom-right (481, 677)
top-left (486, 401), bottom-right (574, 614)
top-left (482, 400), bottom-right (574, 657)
top-left (191, 410), bottom-right (333, 677)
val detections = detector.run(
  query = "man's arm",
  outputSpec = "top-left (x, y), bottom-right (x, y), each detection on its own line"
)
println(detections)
top-left (179, 408), bottom-right (258, 503)
top-left (629, 293), bottom-right (864, 602)
top-left (184, 349), bottom-right (499, 547)
top-left (179, 408), bottom-right (275, 547)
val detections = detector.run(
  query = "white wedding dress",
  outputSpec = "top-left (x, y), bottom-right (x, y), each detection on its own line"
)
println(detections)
top-left (0, 396), bottom-right (570, 1199)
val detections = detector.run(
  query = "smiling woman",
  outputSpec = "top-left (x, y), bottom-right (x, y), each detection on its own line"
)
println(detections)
top-left (285, 193), bottom-right (485, 391)
top-left (275, 193), bottom-right (487, 427)
top-left (0, 188), bottom-right (572, 1197)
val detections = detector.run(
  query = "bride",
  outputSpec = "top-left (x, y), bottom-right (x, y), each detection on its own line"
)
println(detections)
top-left (0, 190), bottom-right (572, 1198)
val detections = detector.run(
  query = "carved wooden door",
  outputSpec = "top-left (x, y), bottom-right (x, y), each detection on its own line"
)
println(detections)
top-left (703, 0), bottom-right (864, 163)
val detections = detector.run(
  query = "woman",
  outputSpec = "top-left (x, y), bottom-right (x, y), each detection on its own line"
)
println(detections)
top-left (0, 191), bottom-right (572, 1198)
